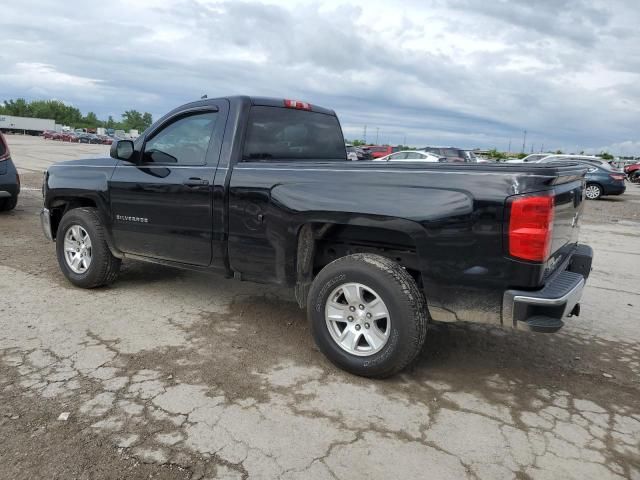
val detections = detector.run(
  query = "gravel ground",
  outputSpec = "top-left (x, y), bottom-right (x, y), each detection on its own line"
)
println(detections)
top-left (1, 136), bottom-right (639, 479)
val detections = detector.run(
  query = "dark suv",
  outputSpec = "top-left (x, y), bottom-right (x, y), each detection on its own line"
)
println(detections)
top-left (422, 146), bottom-right (467, 162)
top-left (0, 131), bottom-right (20, 211)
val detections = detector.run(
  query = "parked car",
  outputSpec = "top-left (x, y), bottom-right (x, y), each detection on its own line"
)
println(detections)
top-left (624, 162), bottom-right (640, 183)
top-left (0, 131), bottom-right (20, 211)
top-left (60, 131), bottom-right (79, 142)
top-left (365, 145), bottom-right (393, 159)
top-left (355, 147), bottom-right (370, 160)
top-left (422, 146), bottom-right (467, 162)
top-left (42, 130), bottom-right (57, 139)
top-left (463, 150), bottom-right (479, 163)
top-left (98, 135), bottom-right (113, 145)
top-left (521, 153), bottom-right (550, 163)
top-left (537, 156), bottom-right (626, 199)
top-left (345, 144), bottom-right (359, 161)
top-left (374, 150), bottom-right (443, 162)
top-left (40, 95), bottom-right (593, 378)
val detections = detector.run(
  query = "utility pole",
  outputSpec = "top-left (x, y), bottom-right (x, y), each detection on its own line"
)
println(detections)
top-left (530, 143), bottom-right (534, 153)
top-left (403, 134), bottom-right (407, 146)
top-left (508, 139), bottom-right (511, 153)
top-left (375, 128), bottom-right (380, 145)
top-left (541, 143), bottom-right (544, 153)
top-left (363, 125), bottom-right (367, 144)
top-left (521, 130), bottom-right (527, 153)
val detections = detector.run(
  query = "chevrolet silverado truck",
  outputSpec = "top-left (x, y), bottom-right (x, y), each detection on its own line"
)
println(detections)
top-left (40, 96), bottom-right (593, 378)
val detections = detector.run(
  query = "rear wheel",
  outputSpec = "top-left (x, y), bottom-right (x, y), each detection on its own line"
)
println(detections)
top-left (631, 172), bottom-right (640, 184)
top-left (308, 253), bottom-right (427, 378)
top-left (56, 207), bottom-right (121, 288)
top-left (585, 183), bottom-right (602, 200)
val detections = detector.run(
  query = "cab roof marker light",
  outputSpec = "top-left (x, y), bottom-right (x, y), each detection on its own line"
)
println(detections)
top-left (284, 99), bottom-right (312, 111)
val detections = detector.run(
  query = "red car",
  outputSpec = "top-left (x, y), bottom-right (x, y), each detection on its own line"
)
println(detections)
top-left (60, 132), bottom-right (79, 142)
top-left (42, 130), bottom-right (57, 139)
top-left (365, 145), bottom-right (394, 159)
top-left (624, 163), bottom-right (640, 182)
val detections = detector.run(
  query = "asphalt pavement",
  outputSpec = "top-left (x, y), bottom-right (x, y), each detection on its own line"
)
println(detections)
top-left (1, 135), bottom-right (639, 479)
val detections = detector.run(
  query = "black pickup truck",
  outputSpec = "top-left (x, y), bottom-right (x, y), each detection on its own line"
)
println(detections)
top-left (40, 96), bottom-right (593, 377)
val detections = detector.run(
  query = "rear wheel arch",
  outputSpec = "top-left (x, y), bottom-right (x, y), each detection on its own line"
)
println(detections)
top-left (293, 221), bottom-right (423, 308)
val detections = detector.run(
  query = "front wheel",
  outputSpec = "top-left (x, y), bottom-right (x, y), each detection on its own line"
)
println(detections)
top-left (585, 183), bottom-right (602, 200)
top-left (56, 207), bottom-right (121, 288)
top-left (307, 254), bottom-right (427, 378)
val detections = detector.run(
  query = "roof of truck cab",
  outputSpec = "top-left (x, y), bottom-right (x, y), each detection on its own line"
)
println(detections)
top-left (175, 96), bottom-right (335, 116)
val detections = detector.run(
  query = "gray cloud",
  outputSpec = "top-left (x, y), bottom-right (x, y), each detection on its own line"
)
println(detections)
top-left (0, 0), bottom-right (639, 154)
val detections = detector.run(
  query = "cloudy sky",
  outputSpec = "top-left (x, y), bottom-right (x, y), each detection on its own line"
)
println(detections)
top-left (1, 0), bottom-right (639, 154)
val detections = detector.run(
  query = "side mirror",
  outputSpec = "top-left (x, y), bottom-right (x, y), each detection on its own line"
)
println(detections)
top-left (110, 140), bottom-right (135, 161)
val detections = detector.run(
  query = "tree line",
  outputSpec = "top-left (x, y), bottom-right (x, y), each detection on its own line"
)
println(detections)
top-left (0, 98), bottom-right (153, 132)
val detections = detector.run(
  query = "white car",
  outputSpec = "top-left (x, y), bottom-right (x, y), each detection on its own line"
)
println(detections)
top-left (374, 150), bottom-right (443, 162)
top-left (345, 144), bottom-right (359, 161)
top-left (506, 153), bottom-right (550, 164)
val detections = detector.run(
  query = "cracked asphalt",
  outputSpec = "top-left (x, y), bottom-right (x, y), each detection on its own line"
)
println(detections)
top-left (1, 136), bottom-right (639, 479)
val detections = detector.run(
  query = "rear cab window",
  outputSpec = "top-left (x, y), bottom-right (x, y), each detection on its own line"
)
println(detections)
top-left (243, 106), bottom-right (346, 161)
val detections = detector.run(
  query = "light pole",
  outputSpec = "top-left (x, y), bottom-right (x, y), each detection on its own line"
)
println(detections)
top-left (521, 130), bottom-right (527, 153)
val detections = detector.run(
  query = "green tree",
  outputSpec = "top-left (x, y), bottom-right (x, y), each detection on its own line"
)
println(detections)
top-left (121, 110), bottom-right (153, 131)
top-left (599, 151), bottom-right (614, 160)
top-left (0, 98), bottom-right (151, 131)
top-left (142, 112), bottom-right (153, 131)
top-left (555, 150), bottom-right (563, 154)
top-left (488, 148), bottom-right (508, 160)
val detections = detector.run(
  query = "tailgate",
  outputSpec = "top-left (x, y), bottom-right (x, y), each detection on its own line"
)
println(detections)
top-left (545, 176), bottom-right (586, 276)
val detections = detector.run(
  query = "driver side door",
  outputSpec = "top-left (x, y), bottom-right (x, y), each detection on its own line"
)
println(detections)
top-left (109, 105), bottom-right (225, 266)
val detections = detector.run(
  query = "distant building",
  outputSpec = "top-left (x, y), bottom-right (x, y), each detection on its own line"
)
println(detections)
top-left (0, 115), bottom-right (56, 135)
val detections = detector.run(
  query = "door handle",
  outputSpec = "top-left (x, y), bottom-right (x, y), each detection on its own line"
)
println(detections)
top-left (183, 177), bottom-right (210, 187)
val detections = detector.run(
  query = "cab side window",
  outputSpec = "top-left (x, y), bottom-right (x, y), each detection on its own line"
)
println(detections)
top-left (143, 112), bottom-right (218, 165)
top-left (388, 152), bottom-right (407, 160)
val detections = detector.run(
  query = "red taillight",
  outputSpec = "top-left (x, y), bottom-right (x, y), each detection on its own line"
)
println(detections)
top-left (610, 174), bottom-right (626, 181)
top-left (508, 195), bottom-right (555, 262)
top-left (284, 99), bottom-right (312, 110)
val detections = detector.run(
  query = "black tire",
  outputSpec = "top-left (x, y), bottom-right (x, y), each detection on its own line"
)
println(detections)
top-left (585, 183), bottom-right (602, 200)
top-left (307, 253), bottom-right (427, 378)
top-left (56, 207), bottom-right (121, 288)
top-left (631, 172), bottom-right (640, 184)
top-left (0, 195), bottom-right (17, 212)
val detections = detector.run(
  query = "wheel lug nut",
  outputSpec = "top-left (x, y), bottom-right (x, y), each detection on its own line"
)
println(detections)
top-left (348, 316), bottom-right (354, 322)
top-left (359, 304), bottom-right (364, 310)
top-left (349, 306), bottom-right (356, 312)
top-left (366, 313), bottom-right (372, 318)
top-left (355, 324), bottom-right (361, 330)
top-left (365, 323), bottom-right (370, 329)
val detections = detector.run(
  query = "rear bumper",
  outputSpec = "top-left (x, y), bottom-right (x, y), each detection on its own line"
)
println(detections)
top-left (502, 244), bottom-right (593, 332)
top-left (604, 183), bottom-right (626, 195)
